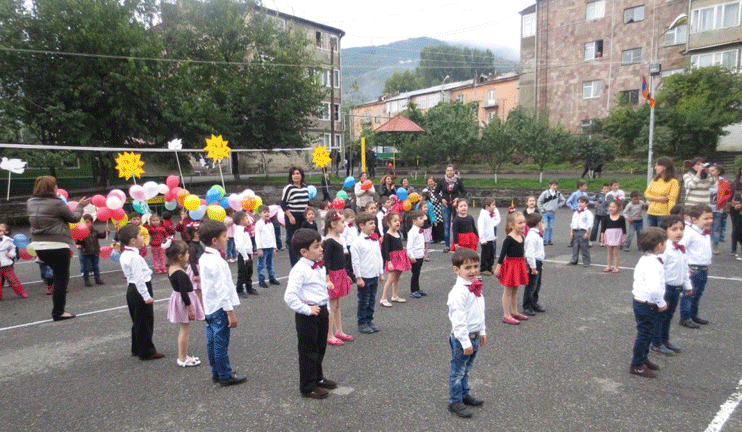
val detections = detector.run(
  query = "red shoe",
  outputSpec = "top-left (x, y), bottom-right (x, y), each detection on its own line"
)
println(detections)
top-left (335, 333), bottom-right (354, 342)
top-left (47, 286), bottom-right (53, 295)
top-left (502, 316), bottom-right (520, 325)
top-left (327, 338), bottom-right (344, 346)
top-left (512, 312), bottom-right (529, 321)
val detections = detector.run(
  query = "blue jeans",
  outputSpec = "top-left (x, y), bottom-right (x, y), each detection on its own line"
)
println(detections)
top-left (646, 214), bottom-right (665, 227)
top-left (720, 212), bottom-right (727, 242)
top-left (257, 248), bottom-right (275, 282)
top-left (274, 223), bottom-right (283, 250)
top-left (631, 300), bottom-right (658, 367)
top-left (624, 220), bottom-right (643, 250)
top-left (226, 238), bottom-right (237, 260)
top-left (542, 212), bottom-right (555, 243)
top-left (80, 254), bottom-right (100, 281)
top-left (712, 212), bottom-right (725, 247)
top-left (680, 268), bottom-right (708, 322)
top-left (205, 308), bottom-right (233, 380)
top-left (442, 205), bottom-right (452, 247)
top-left (652, 285), bottom-right (682, 346)
top-left (449, 334), bottom-right (479, 404)
top-left (357, 277), bottom-right (378, 325)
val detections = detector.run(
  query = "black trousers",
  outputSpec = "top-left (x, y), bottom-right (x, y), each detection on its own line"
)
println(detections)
top-left (590, 215), bottom-right (605, 242)
top-left (36, 248), bottom-right (71, 319)
top-left (344, 249), bottom-right (356, 282)
top-left (295, 305), bottom-right (329, 395)
top-left (523, 260), bottom-right (543, 309)
top-left (286, 212), bottom-right (305, 266)
top-left (410, 258), bottom-right (424, 292)
top-left (126, 282), bottom-right (156, 359)
top-left (236, 254), bottom-right (253, 293)
top-left (731, 211), bottom-right (742, 253)
top-left (480, 240), bottom-right (494, 272)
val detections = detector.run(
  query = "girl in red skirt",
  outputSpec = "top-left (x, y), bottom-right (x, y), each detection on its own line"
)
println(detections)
top-left (323, 210), bottom-right (354, 346)
top-left (380, 212), bottom-right (411, 307)
top-left (451, 199), bottom-right (479, 251)
top-left (494, 212), bottom-right (530, 325)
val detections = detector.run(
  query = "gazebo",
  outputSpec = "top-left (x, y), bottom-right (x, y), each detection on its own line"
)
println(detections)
top-left (372, 114), bottom-right (425, 169)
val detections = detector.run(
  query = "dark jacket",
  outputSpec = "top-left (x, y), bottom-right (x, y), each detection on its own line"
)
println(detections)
top-left (77, 227), bottom-right (107, 255)
top-left (434, 177), bottom-right (467, 204)
top-left (27, 196), bottom-right (84, 245)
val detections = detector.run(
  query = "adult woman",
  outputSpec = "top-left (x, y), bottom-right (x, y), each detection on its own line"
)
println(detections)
top-left (709, 164), bottom-right (731, 254)
top-left (379, 174), bottom-right (396, 198)
top-left (644, 156), bottom-right (679, 227)
top-left (354, 171), bottom-right (376, 210)
top-left (422, 176), bottom-right (444, 243)
top-left (27, 176), bottom-right (90, 321)
top-left (434, 165), bottom-right (466, 252)
top-left (729, 167), bottom-right (742, 258)
top-left (281, 167), bottom-right (310, 266)
top-left (683, 157), bottom-right (716, 207)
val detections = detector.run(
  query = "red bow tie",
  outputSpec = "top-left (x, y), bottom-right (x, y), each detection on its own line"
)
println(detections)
top-left (419, 228), bottom-right (424, 233)
top-left (577, 209), bottom-right (585, 214)
top-left (673, 242), bottom-right (686, 253)
top-left (264, 220), bottom-right (271, 225)
top-left (366, 233), bottom-right (379, 241)
top-left (538, 229), bottom-right (544, 238)
top-left (702, 229), bottom-right (711, 235)
top-left (347, 223), bottom-right (354, 227)
top-left (657, 257), bottom-right (664, 264)
top-left (312, 260), bottom-right (325, 269)
top-left (468, 280), bottom-right (483, 297)
top-left (490, 211), bottom-right (495, 218)
top-left (244, 227), bottom-right (250, 232)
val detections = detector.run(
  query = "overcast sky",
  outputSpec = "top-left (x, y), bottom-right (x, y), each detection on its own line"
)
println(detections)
top-left (266, 0), bottom-right (535, 56)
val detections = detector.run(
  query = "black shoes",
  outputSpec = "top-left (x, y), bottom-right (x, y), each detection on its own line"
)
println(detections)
top-left (368, 321), bottom-right (380, 332)
top-left (681, 319), bottom-right (701, 329)
top-left (247, 288), bottom-right (259, 295)
top-left (52, 312), bottom-right (76, 322)
top-left (317, 378), bottom-right (337, 389)
top-left (692, 316), bottom-right (709, 325)
top-left (629, 365), bottom-right (656, 378)
top-left (95, 279), bottom-right (105, 285)
top-left (84, 280), bottom-right (92, 287)
top-left (533, 304), bottom-right (546, 313)
top-left (219, 373), bottom-right (247, 387)
top-left (237, 291), bottom-right (249, 298)
top-left (269, 279), bottom-right (281, 286)
top-left (462, 395), bottom-right (484, 406)
top-left (259, 281), bottom-right (268, 288)
top-left (644, 359), bottom-right (660, 371)
top-left (141, 352), bottom-right (165, 361)
top-left (448, 402), bottom-right (473, 418)
top-left (523, 308), bottom-right (536, 316)
top-left (302, 388), bottom-right (329, 399)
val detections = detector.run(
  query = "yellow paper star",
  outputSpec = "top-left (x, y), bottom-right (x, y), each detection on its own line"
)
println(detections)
top-left (312, 145), bottom-right (331, 168)
top-left (204, 134), bottom-right (231, 162)
top-left (115, 152), bottom-right (145, 180)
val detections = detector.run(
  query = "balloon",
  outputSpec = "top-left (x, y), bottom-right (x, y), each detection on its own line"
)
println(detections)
top-left (307, 185), bottom-right (317, 199)
top-left (97, 207), bottom-right (112, 221)
top-left (387, 163), bottom-right (393, 169)
top-left (83, 204), bottom-right (97, 217)
top-left (332, 197), bottom-right (345, 210)
top-left (166, 175), bottom-right (179, 190)
top-left (243, 189), bottom-right (256, 198)
top-left (402, 200), bottom-right (412, 211)
top-left (336, 190), bottom-right (348, 200)
top-left (113, 214), bottom-right (128, 230)
top-left (70, 222), bottom-right (90, 240)
top-left (228, 194), bottom-right (242, 211)
top-left (242, 197), bottom-right (256, 211)
top-left (343, 176), bottom-right (356, 188)
top-left (408, 192), bottom-right (420, 203)
top-left (26, 243), bottom-right (36, 257)
top-left (207, 204), bottom-right (226, 222)
top-left (67, 201), bottom-right (79, 212)
top-left (57, 188), bottom-right (69, 199)
top-left (164, 190), bottom-right (176, 202)
top-left (176, 189), bottom-right (190, 206)
top-left (110, 249), bottom-right (121, 263)
top-left (212, 185), bottom-right (226, 199)
top-left (106, 196), bottom-right (123, 210)
top-left (99, 246), bottom-right (113, 259)
top-left (92, 194), bottom-right (107, 208)
top-left (111, 208), bottom-right (126, 221)
top-left (189, 205), bottom-right (206, 220)
top-left (184, 194), bottom-right (200, 211)
top-left (12, 233), bottom-right (29, 249)
top-left (200, 198), bottom-right (207, 206)
top-left (143, 181), bottom-right (159, 200)
top-left (19, 249), bottom-right (33, 261)
top-left (254, 196), bottom-right (263, 209)
top-left (269, 205), bottom-right (285, 226)
top-left (129, 184), bottom-right (145, 201)
top-left (205, 188), bottom-right (221, 204)
top-left (164, 200), bottom-right (178, 211)
top-left (219, 197), bottom-right (230, 209)
top-left (158, 184), bottom-right (169, 195)
top-left (361, 180), bottom-right (373, 191)
top-left (58, 195), bottom-right (67, 203)
top-left (108, 189), bottom-right (126, 202)
top-left (132, 200), bottom-right (148, 214)
top-left (396, 187), bottom-right (408, 201)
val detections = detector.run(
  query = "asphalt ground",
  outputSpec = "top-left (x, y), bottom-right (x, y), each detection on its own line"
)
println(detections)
top-left (0, 208), bottom-right (741, 432)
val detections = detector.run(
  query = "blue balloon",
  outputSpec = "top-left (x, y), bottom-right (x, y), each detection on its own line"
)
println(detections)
top-left (12, 234), bottom-right (29, 249)
top-left (164, 200), bottom-right (178, 211)
top-left (307, 185), bottom-right (317, 200)
top-left (343, 176), bottom-right (356, 188)
top-left (220, 197), bottom-right (230, 209)
top-left (189, 205), bottom-right (207, 220)
top-left (132, 200), bottom-right (148, 214)
top-left (205, 188), bottom-right (221, 205)
top-left (396, 187), bottom-right (408, 201)
top-left (110, 249), bottom-right (121, 263)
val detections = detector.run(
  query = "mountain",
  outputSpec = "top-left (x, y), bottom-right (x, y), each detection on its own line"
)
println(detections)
top-left (341, 37), bottom-right (519, 105)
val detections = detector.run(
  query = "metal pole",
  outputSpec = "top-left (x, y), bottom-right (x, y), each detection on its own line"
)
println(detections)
top-left (647, 74), bottom-right (656, 186)
top-left (174, 150), bottom-right (186, 189)
top-left (6, 172), bottom-right (10, 201)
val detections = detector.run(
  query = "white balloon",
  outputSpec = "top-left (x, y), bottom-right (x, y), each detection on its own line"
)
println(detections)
top-left (83, 204), bottom-right (97, 216)
top-left (143, 181), bottom-right (159, 200)
top-left (106, 196), bottom-right (123, 210)
top-left (157, 184), bottom-right (169, 195)
top-left (244, 189), bottom-right (255, 198)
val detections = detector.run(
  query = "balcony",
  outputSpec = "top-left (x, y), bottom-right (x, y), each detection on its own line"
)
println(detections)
top-left (483, 98), bottom-right (498, 108)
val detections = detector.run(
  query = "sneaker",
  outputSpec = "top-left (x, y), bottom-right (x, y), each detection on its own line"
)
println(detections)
top-left (523, 308), bottom-right (536, 316)
top-left (259, 281), bottom-right (268, 288)
top-left (269, 279), bottom-right (281, 286)
top-left (418, 290), bottom-right (427, 296)
top-left (368, 321), bottom-right (380, 332)
top-left (237, 291), bottom-right (249, 298)
top-left (731, 251), bottom-right (738, 256)
top-left (358, 323), bottom-right (374, 334)
top-left (448, 402), bottom-right (473, 418)
top-left (650, 344), bottom-right (675, 356)
top-left (410, 292), bottom-right (422, 298)
top-left (533, 304), bottom-right (546, 313)
top-left (713, 247), bottom-right (720, 255)
top-left (462, 394), bottom-right (484, 407)
top-left (692, 316), bottom-right (709, 325)
top-left (736, 254), bottom-right (742, 261)
top-left (302, 388), bottom-right (329, 399)
top-left (644, 359), bottom-right (660, 371)
top-left (380, 299), bottom-right (392, 307)
top-left (219, 373), bottom-right (247, 387)
top-left (247, 288), bottom-right (259, 295)
top-left (176, 356), bottom-right (201, 367)
top-left (681, 319), bottom-right (701, 329)
top-left (84, 280), bottom-right (92, 287)
top-left (442, 248), bottom-right (449, 253)
top-left (629, 365), bottom-right (656, 378)
top-left (95, 279), bottom-right (105, 285)
top-left (664, 341), bottom-right (681, 352)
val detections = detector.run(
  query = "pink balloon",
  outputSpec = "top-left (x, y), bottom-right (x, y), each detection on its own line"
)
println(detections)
top-left (19, 249), bottom-right (33, 261)
top-left (164, 190), bottom-right (176, 202)
top-left (111, 208), bottom-right (126, 220)
top-left (97, 207), bottom-right (112, 221)
top-left (99, 246), bottom-right (113, 259)
top-left (129, 185), bottom-right (145, 201)
top-left (91, 194), bottom-right (107, 208)
top-left (70, 222), bottom-right (90, 240)
top-left (166, 175), bottom-right (179, 190)
top-left (200, 198), bottom-right (207, 206)
top-left (228, 194), bottom-right (242, 212)
top-left (57, 188), bottom-right (68, 199)
top-left (107, 189), bottom-right (126, 202)
top-left (67, 201), bottom-right (79, 212)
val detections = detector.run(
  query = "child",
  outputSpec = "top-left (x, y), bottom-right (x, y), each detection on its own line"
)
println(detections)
top-left (537, 180), bottom-right (565, 245)
top-left (451, 199), bottom-right (478, 252)
top-left (629, 227), bottom-right (667, 378)
top-left (606, 180), bottom-right (626, 204)
top-left (119, 224), bottom-right (163, 360)
top-left (323, 210), bottom-right (353, 346)
top-left (234, 211), bottom-right (257, 297)
top-left (622, 191), bottom-right (646, 251)
top-left (301, 206), bottom-right (319, 231)
top-left (380, 212), bottom-right (411, 307)
top-left (566, 180), bottom-right (591, 211)
top-left (37, 257), bottom-right (54, 296)
top-left (166, 240), bottom-right (205, 367)
top-left (78, 214), bottom-right (108, 286)
top-left (651, 215), bottom-right (692, 355)
top-left (185, 226), bottom-right (204, 305)
top-left (342, 209), bottom-right (358, 283)
top-left (0, 224), bottom-right (27, 299)
top-left (351, 212), bottom-right (385, 334)
top-left (175, 207), bottom-right (200, 242)
top-left (284, 228), bottom-right (338, 399)
top-left (569, 196), bottom-right (593, 267)
top-left (198, 220), bottom-right (246, 386)
top-left (419, 200), bottom-right (433, 261)
top-left (477, 197), bottom-right (498, 275)
top-left (318, 201), bottom-right (331, 233)
top-left (495, 212), bottom-right (529, 325)
top-left (679, 204), bottom-right (713, 329)
top-left (271, 211), bottom-right (284, 251)
top-left (255, 205), bottom-right (280, 288)
top-left (144, 213), bottom-right (172, 274)
top-left (523, 212), bottom-right (545, 316)
top-left (161, 210), bottom-right (174, 232)
top-left (377, 196), bottom-right (392, 236)
top-left (522, 195), bottom-right (539, 217)
top-left (128, 212), bottom-right (150, 257)
top-left (591, 183), bottom-right (610, 245)
top-left (224, 208), bottom-right (237, 262)
top-left (407, 210), bottom-right (427, 298)
top-left (601, 200), bottom-right (626, 273)
top-left (447, 248), bottom-right (486, 418)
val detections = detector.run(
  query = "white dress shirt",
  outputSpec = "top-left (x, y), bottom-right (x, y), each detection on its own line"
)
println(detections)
top-left (350, 234), bottom-right (384, 278)
top-left (662, 240), bottom-right (692, 291)
top-left (120, 246), bottom-right (153, 301)
top-left (284, 257), bottom-right (330, 315)
top-left (524, 229), bottom-right (545, 269)
top-left (477, 209), bottom-right (498, 243)
top-left (406, 226), bottom-right (425, 260)
top-left (570, 209), bottom-right (594, 231)
top-left (681, 224), bottom-right (712, 266)
top-left (632, 254), bottom-right (666, 308)
top-left (342, 222), bottom-right (359, 252)
top-left (233, 225), bottom-right (253, 259)
top-left (376, 209), bottom-right (387, 233)
top-left (254, 218), bottom-right (277, 250)
top-left (199, 246), bottom-right (239, 315)
top-left (447, 276), bottom-right (486, 350)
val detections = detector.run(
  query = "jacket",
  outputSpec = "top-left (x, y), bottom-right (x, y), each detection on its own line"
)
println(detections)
top-left (434, 177), bottom-right (466, 204)
top-left (0, 235), bottom-right (16, 267)
top-left (27, 196), bottom-right (84, 245)
top-left (77, 227), bottom-right (106, 255)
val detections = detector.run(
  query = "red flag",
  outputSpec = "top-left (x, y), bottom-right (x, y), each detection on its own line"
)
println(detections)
top-left (641, 76), bottom-right (650, 99)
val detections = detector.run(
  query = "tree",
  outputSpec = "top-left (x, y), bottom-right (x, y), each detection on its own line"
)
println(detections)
top-left (476, 117), bottom-right (519, 183)
top-left (416, 102), bottom-right (479, 166)
top-left (571, 134), bottom-right (615, 170)
top-left (383, 70), bottom-right (423, 95)
top-left (515, 112), bottom-right (570, 182)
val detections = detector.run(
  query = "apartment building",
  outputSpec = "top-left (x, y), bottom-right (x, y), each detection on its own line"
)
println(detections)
top-left (687, 0), bottom-right (742, 71)
top-left (349, 73), bottom-right (518, 140)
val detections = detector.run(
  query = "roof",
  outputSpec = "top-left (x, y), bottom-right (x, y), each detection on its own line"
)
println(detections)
top-left (520, 4), bottom-right (536, 15)
top-left (375, 115), bottom-right (425, 133)
top-left (261, 7), bottom-right (345, 37)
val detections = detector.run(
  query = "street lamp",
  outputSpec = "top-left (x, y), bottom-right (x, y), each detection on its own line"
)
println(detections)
top-left (440, 75), bottom-right (450, 104)
top-left (647, 13), bottom-right (688, 186)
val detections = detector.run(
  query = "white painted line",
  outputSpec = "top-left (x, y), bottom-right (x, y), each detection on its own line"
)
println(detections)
top-left (543, 259), bottom-right (742, 283)
top-left (704, 377), bottom-right (742, 432)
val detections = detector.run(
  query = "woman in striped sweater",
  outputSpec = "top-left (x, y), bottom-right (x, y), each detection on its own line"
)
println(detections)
top-left (282, 166), bottom-right (310, 266)
top-left (683, 157), bottom-right (716, 207)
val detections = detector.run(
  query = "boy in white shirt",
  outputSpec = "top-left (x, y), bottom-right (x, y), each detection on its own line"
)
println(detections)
top-left (377, 196), bottom-right (392, 237)
top-left (199, 220), bottom-right (245, 387)
top-left (407, 210), bottom-right (427, 298)
top-left (569, 196), bottom-right (593, 267)
top-left (447, 248), bottom-right (486, 418)
top-left (254, 205), bottom-right (280, 288)
top-left (284, 228), bottom-right (337, 399)
top-left (351, 212), bottom-right (385, 334)
top-left (629, 227), bottom-right (667, 378)
top-left (523, 213), bottom-right (546, 316)
top-left (477, 197), bottom-right (499, 275)
top-left (119, 224), bottom-right (163, 361)
top-left (679, 204), bottom-right (714, 329)
top-left (342, 208), bottom-right (358, 282)
top-left (233, 211), bottom-right (257, 297)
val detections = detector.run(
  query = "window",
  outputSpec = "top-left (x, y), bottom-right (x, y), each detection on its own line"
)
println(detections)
top-left (335, 134), bottom-right (342, 149)
top-left (661, 68), bottom-right (684, 78)
top-left (487, 111), bottom-right (498, 121)
top-left (522, 13), bottom-right (536, 37)
top-left (691, 2), bottom-right (740, 33)
top-left (315, 31), bottom-right (322, 47)
top-left (584, 40), bottom-right (604, 61)
top-left (691, 49), bottom-right (739, 71)
top-left (664, 24), bottom-right (688, 45)
top-left (333, 69), bottom-right (340, 88)
top-left (586, 0), bottom-right (606, 20)
top-left (320, 102), bottom-right (330, 120)
top-left (320, 133), bottom-right (331, 147)
top-left (487, 90), bottom-right (496, 102)
top-left (363, 112), bottom-right (371, 123)
top-left (375, 116), bottom-right (381, 124)
top-left (457, 94), bottom-right (464, 102)
top-left (624, 5), bottom-right (645, 23)
top-left (621, 48), bottom-right (642, 65)
top-left (581, 119), bottom-right (596, 135)
top-left (620, 89), bottom-right (640, 105)
top-left (333, 104), bottom-right (340, 122)
top-left (583, 80), bottom-right (602, 99)
top-left (330, 36), bottom-right (338, 51)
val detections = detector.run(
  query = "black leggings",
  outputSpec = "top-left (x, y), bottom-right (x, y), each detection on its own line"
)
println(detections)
top-left (36, 248), bottom-right (71, 319)
top-left (286, 212), bottom-right (305, 266)
top-left (731, 211), bottom-right (742, 253)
